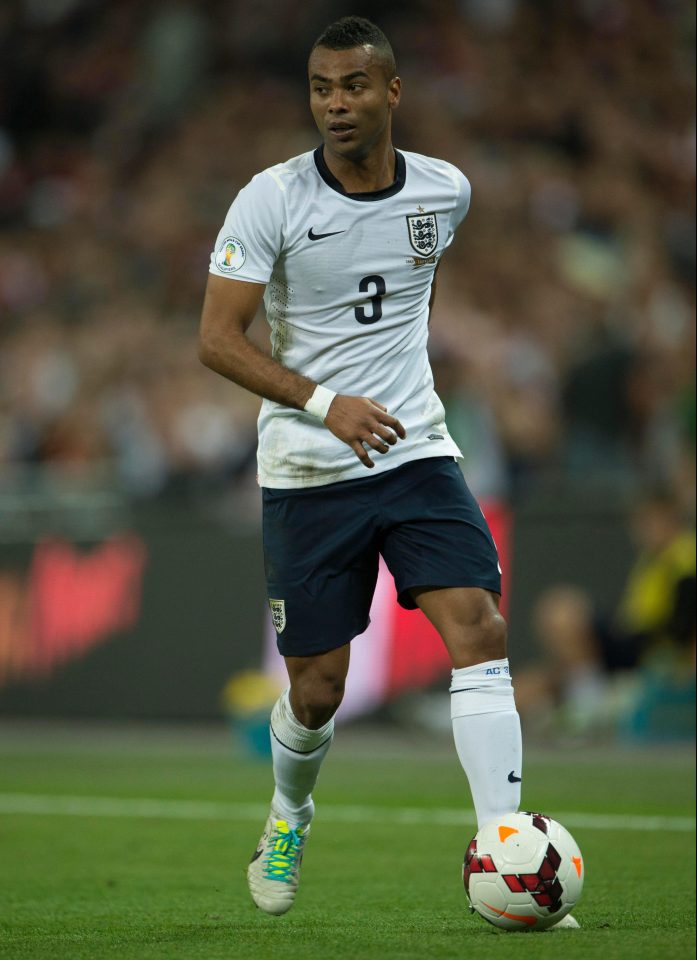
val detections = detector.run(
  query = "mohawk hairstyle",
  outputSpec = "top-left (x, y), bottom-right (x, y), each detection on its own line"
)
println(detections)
top-left (311, 16), bottom-right (397, 80)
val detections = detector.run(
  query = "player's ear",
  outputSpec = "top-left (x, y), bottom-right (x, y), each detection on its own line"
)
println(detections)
top-left (388, 76), bottom-right (401, 109)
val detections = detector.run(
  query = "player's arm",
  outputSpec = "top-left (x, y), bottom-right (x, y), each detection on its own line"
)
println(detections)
top-left (198, 275), bottom-right (406, 468)
top-left (199, 275), bottom-right (314, 409)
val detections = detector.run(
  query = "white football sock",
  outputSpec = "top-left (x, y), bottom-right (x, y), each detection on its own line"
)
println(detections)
top-left (450, 658), bottom-right (522, 829)
top-left (269, 688), bottom-right (334, 828)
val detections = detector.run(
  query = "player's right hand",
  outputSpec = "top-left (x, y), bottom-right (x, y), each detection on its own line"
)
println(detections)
top-left (324, 395), bottom-right (406, 468)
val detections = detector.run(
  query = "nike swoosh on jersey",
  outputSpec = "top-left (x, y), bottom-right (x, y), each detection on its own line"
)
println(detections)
top-left (307, 228), bottom-right (346, 241)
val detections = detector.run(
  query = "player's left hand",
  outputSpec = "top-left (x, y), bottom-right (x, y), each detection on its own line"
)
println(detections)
top-left (324, 395), bottom-right (406, 468)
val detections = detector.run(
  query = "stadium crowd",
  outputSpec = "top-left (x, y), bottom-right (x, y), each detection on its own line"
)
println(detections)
top-left (0, 0), bottom-right (694, 511)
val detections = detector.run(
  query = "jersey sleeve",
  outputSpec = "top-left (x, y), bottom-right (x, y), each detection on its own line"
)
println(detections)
top-left (443, 165), bottom-right (472, 249)
top-left (209, 169), bottom-right (285, 284)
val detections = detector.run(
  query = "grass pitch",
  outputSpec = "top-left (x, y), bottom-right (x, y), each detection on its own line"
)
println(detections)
top-left (0, 722), bottom-right (694, 960)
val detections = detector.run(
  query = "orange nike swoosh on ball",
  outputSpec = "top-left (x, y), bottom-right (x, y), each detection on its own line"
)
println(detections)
top-left (481, 901), bottom-right (537, 926)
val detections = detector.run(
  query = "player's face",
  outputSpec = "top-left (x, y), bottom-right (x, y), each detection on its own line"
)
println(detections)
top-left (308, 45), bottom-right (400, 161)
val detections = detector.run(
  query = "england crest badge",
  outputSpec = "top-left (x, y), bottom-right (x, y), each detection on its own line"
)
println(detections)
top-left (406, 212), bottom-right (438, 256)
top-left (269, 598), bottom-right (286, 634)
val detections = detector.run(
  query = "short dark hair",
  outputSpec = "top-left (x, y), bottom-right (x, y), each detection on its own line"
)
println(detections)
top-left (311, 16), bottom-right (397, 80)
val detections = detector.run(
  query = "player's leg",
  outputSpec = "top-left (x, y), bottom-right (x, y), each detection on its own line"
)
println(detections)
top-left (249, 478), bottom-right (379, 915)
top-left (248, 645), bottom-right (350, 916)
top-left (380, 460), bottom-right (577, 929)
top-left (411, 585), bottom-right (522, 829)
top-left (379, 458), bottom-right (520, 830)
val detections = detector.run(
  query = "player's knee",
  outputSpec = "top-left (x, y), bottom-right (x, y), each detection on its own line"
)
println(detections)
top-left (480, 609), bottom-right (508, 657)
top-left (290, 676), bottom-right (345, 729)
top-left (448, 608), bottom-right (508, 667)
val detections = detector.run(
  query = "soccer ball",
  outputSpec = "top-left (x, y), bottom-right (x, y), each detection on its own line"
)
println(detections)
top-left (463, 812), bottom-right (584, 931)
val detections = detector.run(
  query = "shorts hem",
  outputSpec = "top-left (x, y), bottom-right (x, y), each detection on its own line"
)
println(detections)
top-left (397, 578), bottom-right (502, 610)
top-left (276, 622), bottom-right (369, 658)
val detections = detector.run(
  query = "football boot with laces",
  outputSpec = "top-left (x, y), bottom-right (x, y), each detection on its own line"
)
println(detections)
top-left (247, 812), bottom-right (309, 916)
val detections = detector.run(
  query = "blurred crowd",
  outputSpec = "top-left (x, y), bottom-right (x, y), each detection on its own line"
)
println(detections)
top-left (0, 0), bottom-right (694, 509)
top-left (516, 489), bottom-right (695, 739)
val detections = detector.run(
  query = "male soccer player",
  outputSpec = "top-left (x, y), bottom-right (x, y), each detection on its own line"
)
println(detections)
top-left (200, 16), bottom-right (566, 924)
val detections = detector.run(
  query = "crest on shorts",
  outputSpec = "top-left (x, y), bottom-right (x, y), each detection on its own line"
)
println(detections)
top-left (406, 212), bottom-right (438, 256)
top-left (269, 598), bottom-right (286, 634)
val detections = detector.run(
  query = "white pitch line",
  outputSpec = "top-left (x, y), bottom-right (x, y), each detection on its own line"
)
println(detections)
top-left (0, 793), bottom-right (694, 832)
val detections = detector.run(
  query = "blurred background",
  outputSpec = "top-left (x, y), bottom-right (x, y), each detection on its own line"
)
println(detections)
top-left (0, 0), bottom-right (694, 745)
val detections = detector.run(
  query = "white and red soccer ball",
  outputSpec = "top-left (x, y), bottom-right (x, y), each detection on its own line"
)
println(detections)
top-left (464, 812), bottom-right (584, 931)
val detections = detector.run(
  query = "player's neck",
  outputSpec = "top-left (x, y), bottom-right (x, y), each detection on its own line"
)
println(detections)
top-left (321, 142), bottom-right (396, 194)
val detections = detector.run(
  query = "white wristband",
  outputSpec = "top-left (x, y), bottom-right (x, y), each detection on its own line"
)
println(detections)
top-left (304, 385), bottom-right (336, 422)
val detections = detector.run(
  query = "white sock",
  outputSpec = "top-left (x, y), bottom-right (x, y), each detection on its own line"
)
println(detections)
top-left (450, 658), bottom-right (522, 829)
top-left (269, 689), bottom-right (334, 828)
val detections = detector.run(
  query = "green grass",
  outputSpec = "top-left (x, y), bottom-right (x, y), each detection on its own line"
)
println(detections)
top-left (0, 723), bottom-right (695, 960)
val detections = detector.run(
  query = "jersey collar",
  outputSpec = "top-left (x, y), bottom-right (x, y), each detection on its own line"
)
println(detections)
top-left (313, 147), bottom-right (406, 201)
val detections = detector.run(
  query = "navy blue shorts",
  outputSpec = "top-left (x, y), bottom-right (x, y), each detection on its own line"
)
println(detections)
top-left (262, 456), bottom-right (502, 657)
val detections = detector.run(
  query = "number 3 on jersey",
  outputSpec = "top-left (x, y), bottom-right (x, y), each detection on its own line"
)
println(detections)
top-left (355, 275), bottom-right (386, 324)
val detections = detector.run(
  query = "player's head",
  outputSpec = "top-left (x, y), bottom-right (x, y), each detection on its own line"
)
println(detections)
top-left (311, 17), bottom-right (397, 82)
top-left (308, 16), bottom-right (400, 161)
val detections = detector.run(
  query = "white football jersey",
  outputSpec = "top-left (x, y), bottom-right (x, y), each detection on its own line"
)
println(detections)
top-left (209, 147), bottom-right (471, 488)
